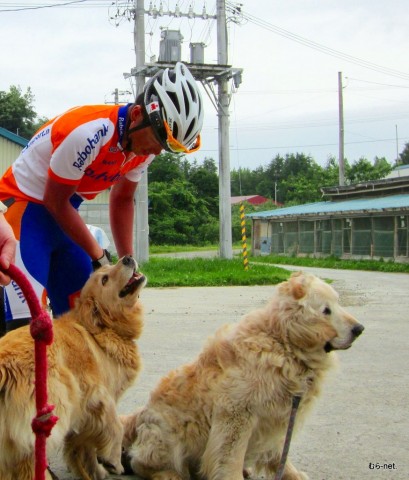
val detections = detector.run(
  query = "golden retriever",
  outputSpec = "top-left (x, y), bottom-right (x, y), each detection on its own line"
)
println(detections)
top-left (0, 255), bottom-right (146, 480)
top-left (121, 272), bottom-right (364, 480)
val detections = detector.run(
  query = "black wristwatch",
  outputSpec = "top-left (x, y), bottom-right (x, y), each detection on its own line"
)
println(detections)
top-left (92, 249), bottom-right (112, 270)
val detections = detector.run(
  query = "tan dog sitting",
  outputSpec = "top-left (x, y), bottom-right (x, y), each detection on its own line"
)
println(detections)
top-left (0, 255), bottom-right (146, 480)
top-left (121, 272), bottom-right (364, 480)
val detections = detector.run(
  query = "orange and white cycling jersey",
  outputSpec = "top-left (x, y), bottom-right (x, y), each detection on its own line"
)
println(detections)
top-left (0, 104), bottom-right (154, 202)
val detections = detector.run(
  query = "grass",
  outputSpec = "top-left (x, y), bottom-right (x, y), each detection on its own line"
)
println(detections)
top-left (250, 254), bottom-right (409, 273)
top-left (140, 257), bottom-right (290, 287)
top-left (149, 244), bottom-right (218, 254)
top-left (135, 245), bottom-right (409, 288)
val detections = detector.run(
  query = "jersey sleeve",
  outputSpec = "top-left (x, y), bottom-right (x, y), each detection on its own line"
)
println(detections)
top-left (124, 154), bottom-right (155, 183)
top-left (49, 119), bottom-right (115, 184)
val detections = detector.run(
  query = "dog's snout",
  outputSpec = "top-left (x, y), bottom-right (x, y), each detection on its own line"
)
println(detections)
top-left (122, 255), bottom-right (135, 267)
top-left (351, 324), bottom-right (364, 338)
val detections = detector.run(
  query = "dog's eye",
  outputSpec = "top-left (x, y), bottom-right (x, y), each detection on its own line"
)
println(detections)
top-left (101, 275), bottom-right (109, 286)
top-left (323, 307), bottom-right (331, 315)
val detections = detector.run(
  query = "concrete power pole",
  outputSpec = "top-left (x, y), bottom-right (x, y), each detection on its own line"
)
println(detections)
top-left (217, 0), bottom-right (233, 259)
top-left (133, 0), bottom-right (149, 263)
top-left (338, 71), bottom-right (345, 186)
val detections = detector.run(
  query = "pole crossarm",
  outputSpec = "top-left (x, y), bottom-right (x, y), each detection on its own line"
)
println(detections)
top-left (128, 62), bottom-right (243, 84)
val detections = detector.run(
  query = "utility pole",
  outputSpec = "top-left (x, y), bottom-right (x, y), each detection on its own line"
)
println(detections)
top-left (133, 0), bottom-right (149, 263)
top-left (217, 0), bottom-right (233, 259)
top-left (338, 71), bottom-right (345, 186)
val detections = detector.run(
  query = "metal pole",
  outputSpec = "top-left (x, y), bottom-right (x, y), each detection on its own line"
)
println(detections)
top-left (217, 0), bottom-right (233, 259)
top-left (134, 0), bottom-right (149, 263)
top-left (338, 71), bottom-right (345, 186)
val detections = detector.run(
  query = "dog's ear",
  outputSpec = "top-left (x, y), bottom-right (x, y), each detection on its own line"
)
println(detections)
top-left (280, 272), bottom-right (307, 300)
top-left (76, 297), bottom-right (105, 334)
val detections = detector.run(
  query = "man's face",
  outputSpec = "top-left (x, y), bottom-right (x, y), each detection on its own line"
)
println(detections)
top-left (125, 106), bottom-right (164, 155)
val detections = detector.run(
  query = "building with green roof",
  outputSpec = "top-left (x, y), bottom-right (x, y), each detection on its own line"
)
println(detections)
top-left (247, 176), bottom-right (409, 262)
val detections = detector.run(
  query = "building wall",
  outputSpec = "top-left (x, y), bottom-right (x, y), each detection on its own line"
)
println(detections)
top-left (0, 136), bottom-right (25, 173)
top-left (251, 213), bottom-right (409, 262)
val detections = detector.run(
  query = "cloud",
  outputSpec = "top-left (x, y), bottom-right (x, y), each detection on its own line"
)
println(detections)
top-left (1, 0), bottom-right (408, 168)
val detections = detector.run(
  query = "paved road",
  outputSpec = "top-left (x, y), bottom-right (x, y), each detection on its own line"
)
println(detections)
top-left (48, 265), bottom-right (409, 480)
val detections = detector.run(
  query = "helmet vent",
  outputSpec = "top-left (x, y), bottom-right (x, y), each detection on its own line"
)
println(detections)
top-left (185, 120), bottom-right (195, 140)
top-left (187, 82), bottom-right (197, 102)
top-left (168, 91), bottom-right (180, 114)
top-left (172, 123), bottom-right (179, 140)
top-left (182, 86), bottom-right (190, 117)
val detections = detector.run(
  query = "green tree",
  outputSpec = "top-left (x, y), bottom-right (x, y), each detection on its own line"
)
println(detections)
top-left (186, 158), bottom-right (219, 217)
top-left (148, 179), bottom-right (218, 245)
top-left (321, 156), bottom-right (344, 187)
top-left (347, 156), bottom-right (391, 183)
top-left (373, 156), bottom-right (392, 178)
top-left (397, 142), bottom-right (409, 165)
top-left (148, 152), bottom-right (185, 183)
top-left (0, 85), bottom-right (46, 138)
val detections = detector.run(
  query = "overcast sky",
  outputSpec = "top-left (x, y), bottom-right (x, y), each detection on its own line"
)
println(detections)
top-left (1, 0), bottom-right (408, 171)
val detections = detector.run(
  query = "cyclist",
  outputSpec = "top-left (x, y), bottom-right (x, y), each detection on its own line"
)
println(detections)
top-left (0, 62), bottom-right (203, 333)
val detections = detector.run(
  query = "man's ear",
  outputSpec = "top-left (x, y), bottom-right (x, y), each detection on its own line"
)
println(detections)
top-left (129, 104), bottom-right (143, 122)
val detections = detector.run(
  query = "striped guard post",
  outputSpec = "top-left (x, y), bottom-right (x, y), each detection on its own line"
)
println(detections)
top-left (240, 202), bottom-right (249, 270)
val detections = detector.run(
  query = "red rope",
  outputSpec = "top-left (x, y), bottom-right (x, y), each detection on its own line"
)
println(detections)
top-left (4, 264), bottom-right (58, 480)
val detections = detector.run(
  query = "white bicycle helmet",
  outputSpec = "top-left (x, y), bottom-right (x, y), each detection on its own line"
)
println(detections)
top-left (143, 62), bottom-right (204, 153)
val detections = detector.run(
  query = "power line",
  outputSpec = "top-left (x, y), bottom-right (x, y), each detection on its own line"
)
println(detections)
top-left (346, 77), bottom-right (409, 89)
top-left (227, 2), bottom-right (409, 81)
top-left (0, 1), bottom-right (111, 12)
top-left (200, 137), bottom-right (402, 153)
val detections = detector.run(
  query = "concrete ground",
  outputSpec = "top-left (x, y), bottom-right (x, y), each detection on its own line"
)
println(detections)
top-left (48, 265), bottom-right (409, 480)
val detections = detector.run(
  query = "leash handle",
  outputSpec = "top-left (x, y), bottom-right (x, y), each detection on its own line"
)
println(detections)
top-left (274, 395), bottom-right (302, 480)
top-left (2, 264), bottom-right (58, 480)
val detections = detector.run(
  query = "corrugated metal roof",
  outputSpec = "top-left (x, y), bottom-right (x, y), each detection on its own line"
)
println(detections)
top-left (247, 194), bottom-right (409, 219)
top-left (0, 127), bottom-right (28, 147)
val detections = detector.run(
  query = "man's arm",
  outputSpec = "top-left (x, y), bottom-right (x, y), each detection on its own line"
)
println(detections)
top-left (43, 177), bottom-right (104, 261)
top-left (109, 176), bottom-right (138, 258)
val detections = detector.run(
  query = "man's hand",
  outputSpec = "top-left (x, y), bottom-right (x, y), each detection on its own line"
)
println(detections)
top-left (92, 249), bottom-right (112, 270)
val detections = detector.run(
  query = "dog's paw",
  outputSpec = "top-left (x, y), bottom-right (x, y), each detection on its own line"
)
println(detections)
top-left (97, 456), bottom-right (124, 476)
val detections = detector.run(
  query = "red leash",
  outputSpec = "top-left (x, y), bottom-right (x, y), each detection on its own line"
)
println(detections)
top-left (4, 264), bottom-right (58, 480)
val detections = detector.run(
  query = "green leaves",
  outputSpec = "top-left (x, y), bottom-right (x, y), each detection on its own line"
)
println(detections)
top-left (0, 85), bottom-right (47, 139)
